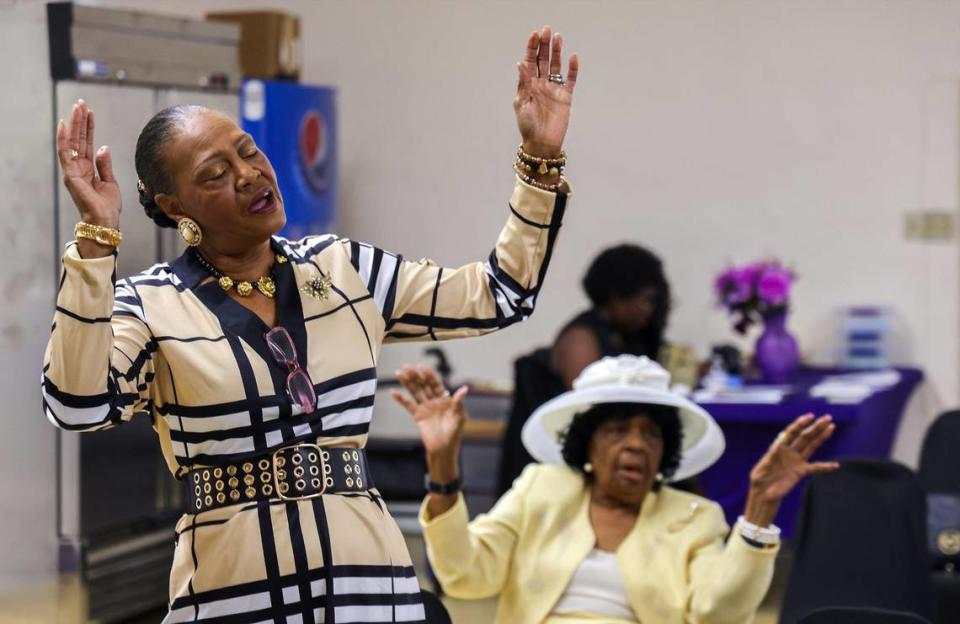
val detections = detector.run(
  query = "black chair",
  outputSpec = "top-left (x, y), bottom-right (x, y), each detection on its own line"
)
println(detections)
top-left (364, 437), bottom-right (427, 501)
top-left (796, 607), bottom-right (933, 623)
top-left (918, 410), bottom-right (960, 623)
top-left (918, 410), bottom-right (960, 493)
top-left (421, 590), bottom-right (452, 624)
top-left (495, 347), bottom-right (564, 498)
top-left (930, 574), bottom-right (960, 624)
top-left (779, 459), bottom-right (936, 624)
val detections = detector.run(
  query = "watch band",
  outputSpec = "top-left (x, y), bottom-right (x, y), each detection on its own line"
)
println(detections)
top-left (424, 474), bottom-right (462, 495)
top-left (736, 516), bottom-right (781, 548)
top-left (75, 222), bottom-right (123, 248)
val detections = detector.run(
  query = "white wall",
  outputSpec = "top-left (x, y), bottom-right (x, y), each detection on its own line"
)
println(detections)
top-left (170, 0), bottom-right (960, 463)
top-left (3, 0), bottom-right (960, 588)
top-left (0, 1), bottom-right (60, 590)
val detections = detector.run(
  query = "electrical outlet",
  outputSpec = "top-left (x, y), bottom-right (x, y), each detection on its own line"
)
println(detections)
top-left (904, 212), bottom-right (924, 240)
top-left (904, 209), bottom-right (956, 241)
top-left (926, 211), bottom-right (955, 239)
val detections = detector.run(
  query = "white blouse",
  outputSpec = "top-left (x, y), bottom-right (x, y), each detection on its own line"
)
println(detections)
top-left (551, 549), bottom-right (637, 621)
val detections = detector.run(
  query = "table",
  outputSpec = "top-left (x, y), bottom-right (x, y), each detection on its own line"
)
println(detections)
top-left (696, 367), bottom-right (923, 539)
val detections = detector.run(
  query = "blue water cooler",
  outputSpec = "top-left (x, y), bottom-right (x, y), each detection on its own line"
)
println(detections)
top-left (241, 80), bottom-right (337, 239)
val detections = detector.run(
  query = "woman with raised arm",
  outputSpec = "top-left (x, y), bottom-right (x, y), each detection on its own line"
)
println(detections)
top-left (43, 26), bottom-right (576, 623)
top-left (393, 356), bottom-right (838, 624)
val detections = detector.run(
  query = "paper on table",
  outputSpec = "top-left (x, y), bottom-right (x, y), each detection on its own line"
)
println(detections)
top-left (809, 382), bottom-right (871, 403)
top-left (820, 370), bottom-right (901, 388)
top-left (809, 369), bottom-right (901, 403)
top-left (693, 386), bottom-right (787, 404)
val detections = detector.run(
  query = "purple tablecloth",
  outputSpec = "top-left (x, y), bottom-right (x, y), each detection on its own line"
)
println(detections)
top-left (696, 367), bottom-right (923, 539)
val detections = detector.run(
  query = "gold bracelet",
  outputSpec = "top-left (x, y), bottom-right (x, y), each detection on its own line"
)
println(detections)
top-left (517, 144), bottom-right (566, 164)
top-left (74, 222), bottom-right (122, 248)
top-left (513, 162), bottom-right (565, 192)
top-left (516, 145), bottom-right (567, 176)
top-left (516, 159), bottom-right (565, 177)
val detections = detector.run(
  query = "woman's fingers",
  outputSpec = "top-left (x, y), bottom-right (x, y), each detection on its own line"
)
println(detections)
top-left (398, 366), bottom-right (431, 404)
top-left (566, 53), bottom-right (579, 92)
top-left (394, 367), bottom-right (415, 394)
top-left (60, 100), bottom-right (93, 169)
top-left (451, 385), bottom-right (469, 407)
top-left (797, 418), bottom-right (836, 459)
top-left (523, 30), bottom-right (539, 67)
top-left (95, 145), bottom-right (115, 183)
top-left (536, 25), bottom-right (551, 77)
top-left (805, 461), bottom-right (840, 475)
top-left (85, 107), bottom-right (95, 161)
top-left (77, 101), bottom-right (88, 158)
top-left (394, 369), bottom-right (428, 404)
top-left (773, 413), bottom-right (815, 448)
top-left (518, 26), bottom-right (578, 92)
top-left (394, 366), bottom-right (414, 388)
top-left (68, 101), bottom-right (82, 154)
top-left (56, 120), bottom-right (70, 169)
top-left (549, 32), bottom-right (562, 76)
top-left (397, 364), bottom-right (458, 407)
top-left (517, 31), bottom-right (538, 93)
top-left (449, 385), bottom-right (469, 420)
top-left (389, 389), bottom-right (417, 415)
top-left (417, 364), bottom-right (447, 399)
top-left (790, 415), bottom-right (829, 453)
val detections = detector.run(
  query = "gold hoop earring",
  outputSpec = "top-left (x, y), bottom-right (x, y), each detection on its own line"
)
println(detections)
top-left (178, 217), bottom-right (203, 247)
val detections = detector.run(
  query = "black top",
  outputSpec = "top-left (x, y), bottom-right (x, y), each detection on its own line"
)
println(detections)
top-left (557, 308), bottom-right (659, 360)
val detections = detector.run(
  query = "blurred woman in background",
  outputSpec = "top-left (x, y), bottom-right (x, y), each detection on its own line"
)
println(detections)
top-left (553, 244), bottom-right (672, 387)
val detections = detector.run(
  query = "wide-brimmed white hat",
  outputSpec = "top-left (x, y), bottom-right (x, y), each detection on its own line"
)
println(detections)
top-left (521, 355), bottom-right (725, 481)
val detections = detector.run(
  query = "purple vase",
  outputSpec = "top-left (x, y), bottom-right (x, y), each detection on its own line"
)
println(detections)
top-left (755, 312), bottom-right (799, 384)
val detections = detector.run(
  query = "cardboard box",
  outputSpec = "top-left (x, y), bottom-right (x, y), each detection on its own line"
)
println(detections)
top-left (206, 11), bottom-right (300, 80)
top-left (48, 2), bottom-right (241, 89)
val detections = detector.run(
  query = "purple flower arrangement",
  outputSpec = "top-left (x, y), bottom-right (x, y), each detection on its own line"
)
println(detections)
top-left (715, 260), bottom-right (796, 334)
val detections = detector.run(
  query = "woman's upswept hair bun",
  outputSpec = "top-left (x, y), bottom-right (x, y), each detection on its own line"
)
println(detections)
top-left (137, 186), bottom-right (176, 229)
top-left (134, 104), bottom-right (208, 229)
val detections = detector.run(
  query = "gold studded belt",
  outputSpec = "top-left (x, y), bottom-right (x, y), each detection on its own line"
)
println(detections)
top-left (186, 444), bottom-right (372, 513)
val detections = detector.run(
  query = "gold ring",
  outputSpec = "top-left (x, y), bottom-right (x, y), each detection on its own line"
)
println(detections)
top-left (69, 149), bottom-right (79, 159)
top-left (775, 431), bottom-right (788, 446)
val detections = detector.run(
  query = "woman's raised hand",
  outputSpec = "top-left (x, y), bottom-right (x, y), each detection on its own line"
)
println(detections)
top-left (514, 26), bottom-right (579, 157)
top-left (394, 366), bottom-right (468, 514)
top-left (57, 99), bottom-right (121, 230)
top-left (743, 413), bottom-right (840, 526)
top-left (391, 365), bottom-right (468, 457)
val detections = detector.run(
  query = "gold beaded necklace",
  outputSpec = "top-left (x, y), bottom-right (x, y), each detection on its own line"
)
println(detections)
top-left (192, 248), bottom-right (287, 298)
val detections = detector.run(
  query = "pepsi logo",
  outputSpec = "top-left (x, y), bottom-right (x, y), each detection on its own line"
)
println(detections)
top-left (299, 111), bottom-right (329, 193)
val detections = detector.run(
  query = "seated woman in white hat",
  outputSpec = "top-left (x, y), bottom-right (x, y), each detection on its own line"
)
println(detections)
top-left (391, 355), bottom-right (838, 624)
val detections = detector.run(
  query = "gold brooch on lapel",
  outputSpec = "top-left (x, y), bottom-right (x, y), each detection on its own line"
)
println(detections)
top-left (300, 270), bottom-right (333, 301)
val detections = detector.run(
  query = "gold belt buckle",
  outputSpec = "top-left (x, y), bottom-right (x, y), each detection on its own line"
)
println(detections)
top-left (273, 443), bottom-right (327, 501)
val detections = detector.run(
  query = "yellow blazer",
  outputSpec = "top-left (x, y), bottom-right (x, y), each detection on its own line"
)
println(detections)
top-left (420, 464), bottom-right (778, 624)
